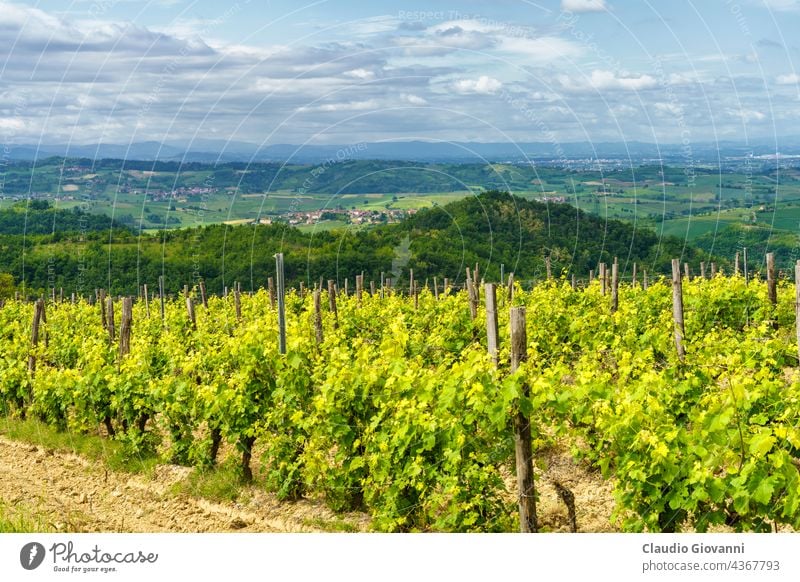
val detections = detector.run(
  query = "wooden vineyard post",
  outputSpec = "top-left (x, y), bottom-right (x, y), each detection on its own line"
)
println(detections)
top-left (632, 263), bottom-right (637, 287)
top-left (314, 289), bottom-right (324, 345)
top-left (275, 253), bottom-right (286, 355)
top-left (413, 281), bottom-right (419, 311)
top-left (433, 277), bottom-right (439, 300)
top-left (510, 307), bottom-right (537, 533)
top-left (355, 274), bottom-right (363, 306)
top-left (70, 292), bottom-right (75, 305)
top-left (199, 280), bottom-right (208, 309)
top-left (571, 274), bottom-right (576, 290)
top-left (711, 263), bottom-right (717, 277)
top-left (158, 276), bottom-right (165, 323)
top-left (370, 280), bottom-right (376, 296)
top-left (234, 281), bottom-right (242, 320)
top-left (485, 284), bottom-right (499, 367)
top-left (119, 297), bottom-right (132, 359)
top-left (143, 284), bottom-right (150, 318)
top-left (28, 298), bottom-right (44, 375)
top-left (328, 280), bottom-right (338, 328)
top-left (671, 259), bottom-right (686, 362)
top-left (183, 284), bottom-right (189, 298)
top-left (186, 296), bottom-right (196, 330)
top-left (443, 278), bottom-right (450, 296)
top-left (409, 269), bottom-right (414, 298)
top-left (767, 252), bottom-right (777, 307)
top-left (599, 263), bottom-right (606, 295)
top-left (344, 278), bottom-right (349, 297)
top-left (743, 247), bottom-right (749, 285)
top-left (643, 270), bottom-right (648, 290)
top-left (507, 273), bottom-right (514, 301)
top-left (299, 282), bottom-right (305, 299)
top-left (545, 256), bottom-right (552, 280)
top-left (684, 263), bottom-right (690, 281)
top-left (466, 268), bottom-right (477, 320)
top-left (767, 252), bottom-right (777, 330)
top-left (106, 296), bottom-right (116, 344)
top-left (735, 252), bottom-right (740, 276)
top-left (500, 264), bottom-right (505, 286)
top-left (700, 262), bottom-right (706, 279)
top-left (611, 258), bottom-right (619, 313)
top-left (589, 269), bottom-right (594, 283)
top-left (380, 271), bottom-right (385, 299)
top-left (268, 277), bottom-right (276, 309)
top-left (99, 289), bottom-right (107, 329)
top-left (795, 260), bottom-right (800, 365)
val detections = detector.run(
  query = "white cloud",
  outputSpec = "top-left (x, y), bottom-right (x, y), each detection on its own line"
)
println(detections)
top-left (561, 0), bottom-right (608, 13)
top-left (344, 68), bottom-right (376, 80)
top-left (776, 73), bottom-right (800, 84)
top-left (756, 0), bottom-right (800, 11)
top-left (728, 108), bottom-right (766, 122)
top-left (559, 70), bottom-right (657, 91)
top-left (401, 93), bottom-right (427, 105)
top-left (300, 99), bottom-right (380, 113)
top-left (452, 76), bottom-right (502, 94)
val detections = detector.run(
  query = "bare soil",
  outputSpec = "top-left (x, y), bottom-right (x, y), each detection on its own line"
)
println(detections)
top-left (0, 437), bottom-right (369, 533)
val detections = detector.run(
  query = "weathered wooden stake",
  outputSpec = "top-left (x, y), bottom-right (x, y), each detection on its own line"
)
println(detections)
top-left (199, 280), bottom-right (208, 309)
top-left (433, 276), bottom-right (439, 300)
top-left (275, 253), bottom-right (286, 354)
top-left (119, 297), bottom-right (132, 358)
top-left (186, 296), bottom-right (196, 330)
top-left (684, 263), bottom-right (690, 280)
top-left (268, 277), bottom-right (276, 308)
top-left (767, 252), bottom-right (777, 307)
top-left (485, 283), bottom-right (499, 367)
top-left (545, 256), bottom-right (552, 280)
top-left (507, 273), bottom-right (514, 301)
top-left (314, 289), bottom-right (324, 345)
top-left (795, 260), bottom-right (800, 365)
top-left (510, 306), bottom-right (537, 533)
top-left (28, 299), bottom-right (44, 375)
top-left (409, 269), bottom-right (414, 298)
top-left (611, 258), bottom-right (619, 313)
top-left (370, 281), bottom-right (376, 296)
top-left (571, 274), bottom-right (576, 290)
top-left (106, 296), bottom-right (116, 343)
top-left (743, 247), bottom-right (749, 284)
top-left (158, 276), bottom-right (165, 323)
top-left (700, 262), bottom-right (706, 279)
top-left (671, 259), bottom-right (686, 361)
top-left (643, 270), bottom-right (648, 290)
top-left (328, 279), bottom-right (338, 328)
top-left (735, 252), bottom-right (740, 276)
top-left (632, 263), bottom-right (637, 287)
top-left (599, 263), bottom-right (607, 295)
top-left (711, 263), bottom-right (717, 277)
top-left (356, 274), bottom-right (363, 306)
top-left (143, 284), bottom-right (150, 318)
top-left (234, 282), bottom-right (242, 320)
top-left (466, 268), bottom-right (477, 320)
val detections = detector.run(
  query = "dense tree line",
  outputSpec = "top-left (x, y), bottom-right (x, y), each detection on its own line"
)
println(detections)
top-left (0, 191), bottom-right (713, 297)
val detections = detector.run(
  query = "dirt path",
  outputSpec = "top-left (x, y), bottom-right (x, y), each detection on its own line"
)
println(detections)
top-left (0, 437), bottom-right (369, 533)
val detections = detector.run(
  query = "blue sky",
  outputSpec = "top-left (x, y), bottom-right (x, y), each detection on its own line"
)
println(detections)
top-left (1, 0), bottom-right (800, 149)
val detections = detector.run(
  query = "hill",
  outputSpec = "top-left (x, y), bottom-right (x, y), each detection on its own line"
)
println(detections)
top-left (0, 191), bottom-right (709, 297)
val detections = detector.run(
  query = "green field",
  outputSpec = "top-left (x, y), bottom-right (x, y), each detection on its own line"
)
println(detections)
top-left (2, 158), bottom-right (798, 238)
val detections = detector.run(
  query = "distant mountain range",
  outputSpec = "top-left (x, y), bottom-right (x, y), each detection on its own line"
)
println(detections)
top-left (5, 138), bottom-right (800, 164)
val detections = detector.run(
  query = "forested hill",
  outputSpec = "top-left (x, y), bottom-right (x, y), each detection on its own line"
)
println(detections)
top-left (0, 200), bottom-right (127, 236)
top-left (0, 191), bottom-right (708, 296)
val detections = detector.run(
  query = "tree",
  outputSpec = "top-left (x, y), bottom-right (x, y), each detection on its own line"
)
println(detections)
top-left (0, 273), bottom-right (15, 298)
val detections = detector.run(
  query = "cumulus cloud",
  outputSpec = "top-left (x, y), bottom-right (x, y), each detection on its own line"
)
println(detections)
top-left (401, 93), bottom-right (428, 105)
top-left (561, 0), bottom-right (608, 13)
top-left (452, 76), bottom-right (502, 94)
top-left (559, 70), bottom-right (657, 91)
top-left (776, 73), bottom-right (800, 84)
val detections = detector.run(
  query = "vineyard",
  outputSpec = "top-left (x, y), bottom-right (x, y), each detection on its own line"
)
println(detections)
top-left (2, 261), bottom-right (800, 533)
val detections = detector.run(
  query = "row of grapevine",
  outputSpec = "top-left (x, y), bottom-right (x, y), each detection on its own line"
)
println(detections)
top-left (1, 259), bottom-right (800, 532)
